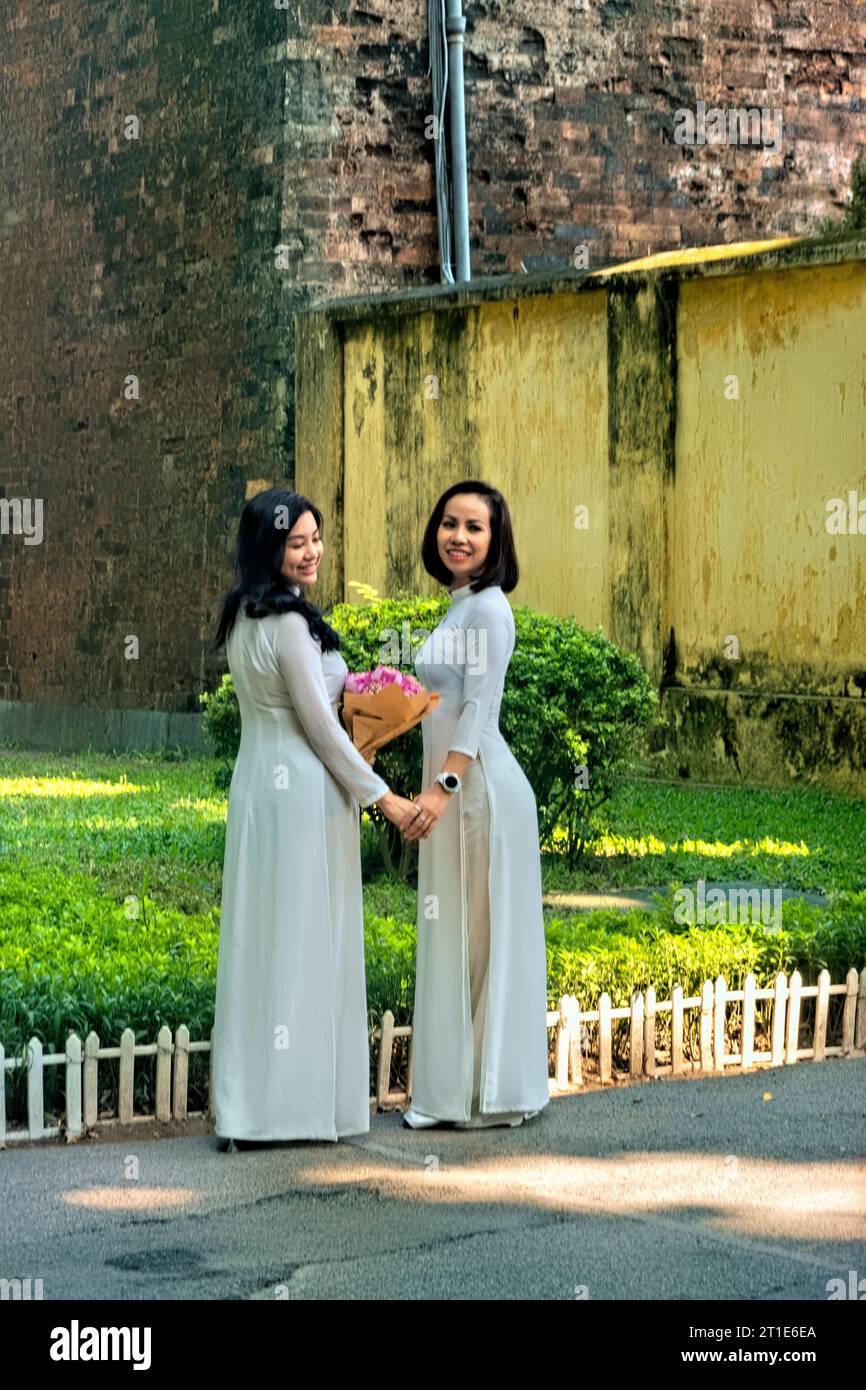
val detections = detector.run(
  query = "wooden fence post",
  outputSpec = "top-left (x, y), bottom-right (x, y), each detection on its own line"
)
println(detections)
top-left (771, 973), bottom-right (787, 1065)
top-left (644, 986), bottom-right (656, 1077)
top-left (83, 1032), bottom-right (99, 1130)
top-left (856, 968), bottom-right (866, 1051)
top-left (671, 985), bottom-right (684, 1075)
top-left (699, 980), bottom-right (714, 1072)
top-left (785, 971), bottom-right (802, 1064)
top-left (556, 996), bottom-right (570, 1089)
top-left (28, 1037), bottom-right (44, 1140)
top-left (630, 991), bottom-right (644, 1078)
top-left (173, 1025), bottom-right (189, 1121)
top-left (599, 993), bottom-right (612, 1082)
top-left (119, 1028), bottom-right (135, 1124)
top-left (742, 973), bottom-right (756, 1071)
top-left (813, 969), bottom-right (830, 1062)
top-left (65, 1034), bottom-right (82, 1142)
top-left (567, 996), bottom-right (583, 1086)
top-left (156, 1025), bottom-right (172, 1123)
top-left (842, 968), bottom-right (859, 1054)
top-left (377, 1011), bottom-right (394, 1108)
top-left (713, 975), bottom-right (726, 1073)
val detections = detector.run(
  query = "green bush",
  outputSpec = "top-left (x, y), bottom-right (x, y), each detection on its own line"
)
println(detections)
top-left (200, 592), bottom-right (660, 875)
top-left (0, 863), bottom-right (220, 1123)
top-left (361, 878), bottom-right (866, 1023)
top-left (814, 150), bottom-right (866, 239)
top-left (502, 607), bottom-right (660, 862)
top-left (199, 675), bottom-right (240, 790)
top-left (4, 874), bottom-right (862, 1124)
top-left (3, 745), bottom-right (863, 1125)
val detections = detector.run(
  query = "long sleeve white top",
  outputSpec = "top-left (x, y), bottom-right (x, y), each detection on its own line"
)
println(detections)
top-left (270, 610), bottom-right (390, 808)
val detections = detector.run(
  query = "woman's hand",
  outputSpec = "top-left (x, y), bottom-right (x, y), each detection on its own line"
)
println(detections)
top-left (377, 791), bottom-right (417, 828)
top-left (401, 785), bottom-right (451, 841)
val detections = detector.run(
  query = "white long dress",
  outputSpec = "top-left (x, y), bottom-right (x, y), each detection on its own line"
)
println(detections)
top-left (403, 582), bottom-right (550, 1129)
top-left (212, 588), bottom-right (389, 1142)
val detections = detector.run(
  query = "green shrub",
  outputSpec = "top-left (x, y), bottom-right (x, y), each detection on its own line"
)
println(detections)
top-left (199, 674), bottom-right (240, 790)
top-left (814, 151), bottom-right (866, 239)
top-left (2, 865), bottom-right (863, 1123)
top-left (362, 880), bottom-right (866, 1022)
top-left (200, 591), bottom-right (660, 875)
top-left (502, 607), bottom-right (660, 862)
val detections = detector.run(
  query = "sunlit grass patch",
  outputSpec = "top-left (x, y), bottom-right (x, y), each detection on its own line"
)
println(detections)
top-left (0, 774), bottom-right (148, 798)
top-left (0, 748), bottom-right (863, 1081)
top-left (543, 779), bottom-right (862, 893)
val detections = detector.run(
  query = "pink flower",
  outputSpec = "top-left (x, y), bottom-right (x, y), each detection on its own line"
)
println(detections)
top-left (344, 665), bottom-right (422, 697)
top-left (371, 664), bottom-right (399, 686)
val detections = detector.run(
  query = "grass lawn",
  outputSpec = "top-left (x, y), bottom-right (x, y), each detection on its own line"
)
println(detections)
top-left (542, 777), bottom-right (866, 894)
top-left (1, 746), bottom-right (864, 1071)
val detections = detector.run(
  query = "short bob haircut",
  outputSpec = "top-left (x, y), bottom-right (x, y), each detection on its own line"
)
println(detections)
top-left (420, 480), bottom-right (519, 594)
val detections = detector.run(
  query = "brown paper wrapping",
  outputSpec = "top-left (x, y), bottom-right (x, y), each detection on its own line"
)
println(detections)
top-left (341, 685), bottom-right (441, 763)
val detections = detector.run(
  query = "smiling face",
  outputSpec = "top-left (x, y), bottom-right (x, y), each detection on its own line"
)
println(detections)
top-left (279, 510), bottom-right (323, 589)
top-left (436, 493), bottom-right (492, 587)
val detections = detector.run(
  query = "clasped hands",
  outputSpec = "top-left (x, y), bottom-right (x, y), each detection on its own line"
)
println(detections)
top-left (401, 783), bottom-right (451, 841)
top-left (377, 782), bottom-right (450, 841)
top-left (365, 746), bottom-right (455, 841)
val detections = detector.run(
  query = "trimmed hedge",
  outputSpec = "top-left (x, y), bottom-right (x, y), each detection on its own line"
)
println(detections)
top-left (3, 879), bottom-right (863, 1122)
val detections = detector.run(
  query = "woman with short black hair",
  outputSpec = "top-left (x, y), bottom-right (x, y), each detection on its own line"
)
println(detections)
top-left (399, 481), bottom-right (550, 1130)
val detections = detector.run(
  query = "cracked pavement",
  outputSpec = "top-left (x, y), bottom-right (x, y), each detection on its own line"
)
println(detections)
top-left (2, 1057), bottom-right (864, 1300)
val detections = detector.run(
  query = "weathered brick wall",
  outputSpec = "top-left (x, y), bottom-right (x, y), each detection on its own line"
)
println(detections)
top-left (311, 0), bottom-right (866, 280)
top-left (1, 1), bottom-right (863, 714)
top-left (0, 2), bottom-right (290, 710)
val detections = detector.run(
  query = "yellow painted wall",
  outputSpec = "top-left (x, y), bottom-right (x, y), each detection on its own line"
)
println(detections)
top-left (342, 290), bottom-right (609, 625)
top-left (671, 260), bottom-right (866, 685)
top-left (296, 239), bottom-right (866, 785)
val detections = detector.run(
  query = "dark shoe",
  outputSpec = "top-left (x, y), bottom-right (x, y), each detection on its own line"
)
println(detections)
top-left (217, 1136), bottom-right (245, 1153)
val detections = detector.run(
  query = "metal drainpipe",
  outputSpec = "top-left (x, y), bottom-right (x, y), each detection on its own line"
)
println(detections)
top-left (445, 0), bottom-right (471, 282)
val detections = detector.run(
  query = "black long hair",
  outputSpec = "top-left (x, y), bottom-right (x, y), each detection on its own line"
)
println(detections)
top-left (211, 488), bottom-right (341, 654)
top-left (420, 480), bottom-right (519, 594)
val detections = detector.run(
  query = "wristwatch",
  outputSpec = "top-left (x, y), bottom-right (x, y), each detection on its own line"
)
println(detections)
top-left (435, 771), bottom-right (462, 794)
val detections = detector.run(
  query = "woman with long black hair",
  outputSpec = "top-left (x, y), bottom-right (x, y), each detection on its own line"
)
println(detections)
top-left (210, 488), bottom-right (415, 1146)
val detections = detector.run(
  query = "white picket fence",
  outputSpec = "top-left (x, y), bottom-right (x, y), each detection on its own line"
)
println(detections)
top-left (0, 1026), bottom-right (212, 1145)
top-left (2, 967), bottom-right (864, 1144)
top-left (375, 965), bottom-right (866, 1107)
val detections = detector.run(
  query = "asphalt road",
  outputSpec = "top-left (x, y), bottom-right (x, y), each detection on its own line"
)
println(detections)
top-left (2, 1058), bottom-right (864, 1301)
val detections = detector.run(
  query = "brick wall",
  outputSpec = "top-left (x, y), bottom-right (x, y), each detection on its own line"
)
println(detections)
top-left (1, 1), bottom-right (863, 713)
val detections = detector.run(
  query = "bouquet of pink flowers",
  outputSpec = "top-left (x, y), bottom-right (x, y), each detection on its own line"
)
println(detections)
top-left (342, 664), bottom-right (440, 762)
